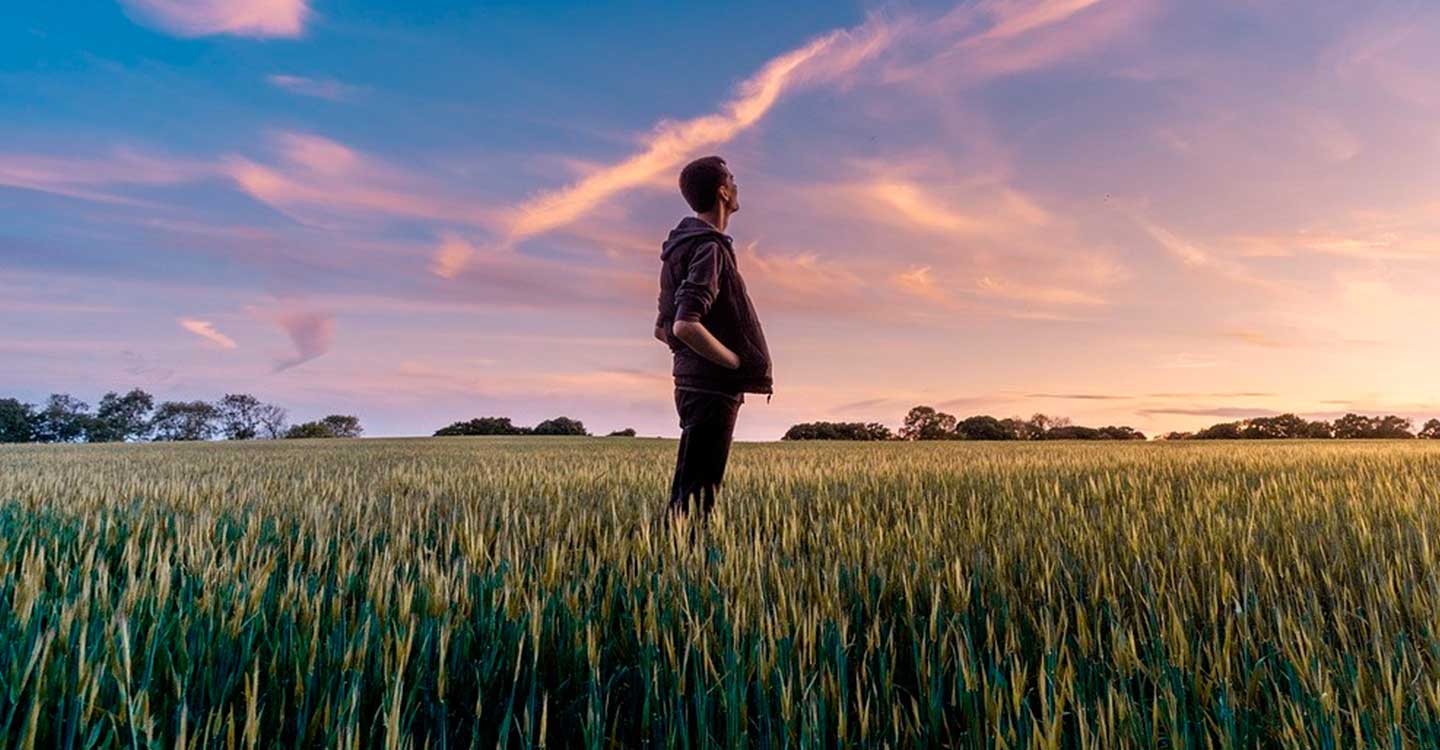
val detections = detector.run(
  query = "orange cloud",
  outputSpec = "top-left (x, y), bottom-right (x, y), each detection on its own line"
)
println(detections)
top-left (120, 0), bottom-right (309, 38)
top-left (178, 319), bottom-right (238, 349)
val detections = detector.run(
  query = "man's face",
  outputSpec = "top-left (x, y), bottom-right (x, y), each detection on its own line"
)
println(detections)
top-left (720, 170), bottom-right (740, 214)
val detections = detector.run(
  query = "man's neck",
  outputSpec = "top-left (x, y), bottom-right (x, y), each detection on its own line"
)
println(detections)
top-left (696, 210), bottom-right (728, 233)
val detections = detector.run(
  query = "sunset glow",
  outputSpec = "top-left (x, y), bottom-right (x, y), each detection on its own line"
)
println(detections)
top-left (4, 0), bottom-right (1439, 439)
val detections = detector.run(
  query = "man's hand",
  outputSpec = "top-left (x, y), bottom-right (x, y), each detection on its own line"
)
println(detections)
top-left (672, 319), bottom-right (741, 369)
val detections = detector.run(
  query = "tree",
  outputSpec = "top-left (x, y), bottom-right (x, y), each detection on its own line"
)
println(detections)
top-left (1241, 414), bottom-right (1310, 439)
top-left (899, 406), bottom-right (957, 441)
top-left (256, 403), bottom-right (289, 439)
top-left (1374, 415), bottom-right (1414, 439)
top-left (1097, 425), bottom-right (1147, 440)
top-left (1421, 419), bottom-right (1440, 439)
top-left (285, 421), bottom-right (334, 439)
top-left (0, 398), bottom-right (38, 443)
top-left (33, 394), bottom-right (93, 443)
top-left (1026, 413), bottom-right (1070, 439)
top-left (955, 415), bottom-right (1016, 440)
top-left (434, 417), bottom-right (528, 436)
top-left (320, 415), bottom-right (363, 438)
top-left (1193, 421), bottom-right (1243, 439)
top-left (216, 393), bottom-right (265, 440)
top-left (606, 428), bottom-right (638, 437)
top-left (285, 415), bottom-right (363, 439)
top-left (1159, 431), bottom-right (1194, 441)
top-left (150, 401), bottom-right (218, 441)
top-left (1332, 413), bottom-right (1375, 439)
top-left (532, 417), bottom-right (588, 436)
top-left (1301, 420), bottom-right (1334, 439)
top-left (783, 422), bottom-right (894, 440)
top-left (89, 389), bottom-right (155, 442)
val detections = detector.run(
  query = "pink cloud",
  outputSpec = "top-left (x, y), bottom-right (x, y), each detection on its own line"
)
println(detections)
top-left (266, 74), bottom-right (363, 101)
top-left (223, 132), bottom-right (496, 227)
top-left (178, 318), bottom-right (238, 349)
top-left (429, 233), bottom-right (476, 279)
top-left (271, 310), bottom-right (334, 371)
top-left (120, 0), bottom-right (310, 38)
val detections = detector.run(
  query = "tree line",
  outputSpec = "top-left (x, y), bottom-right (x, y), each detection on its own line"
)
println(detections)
top-left (1161, 413), bottom-right (1440, 440)
top-left (0, 389), bottom-right (363, 443)
top-left (784, 408), bottom-right (1146, 441)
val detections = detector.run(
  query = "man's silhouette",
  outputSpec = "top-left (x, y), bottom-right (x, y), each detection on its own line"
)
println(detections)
top-left (654, 156), bottom-right (773, 518)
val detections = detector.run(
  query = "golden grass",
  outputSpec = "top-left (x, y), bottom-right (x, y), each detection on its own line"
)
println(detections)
top-left (3, 437), bottom-right (1440, 748)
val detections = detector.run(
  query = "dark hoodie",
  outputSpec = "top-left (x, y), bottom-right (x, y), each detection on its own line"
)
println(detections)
top-left (655, 217), bottom-right (773, 396)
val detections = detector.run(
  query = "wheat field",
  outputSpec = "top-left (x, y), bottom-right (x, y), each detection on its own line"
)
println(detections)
top-left (4, 437), bottom-right (1440, 748)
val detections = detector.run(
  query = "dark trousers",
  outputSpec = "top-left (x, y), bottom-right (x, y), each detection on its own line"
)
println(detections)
top-left (668, 387), bottom-right (742, 517)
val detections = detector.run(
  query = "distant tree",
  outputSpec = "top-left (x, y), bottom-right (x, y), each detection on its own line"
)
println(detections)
top-left (0, 398), bottom-right (38, 443)
top-left (1045, 425), bottom-right (1102, 440)
top-left (434, 417), bottom-right (528, 436)
top-left (1301, 420), bottom-right (1334, 439)
top-left (88, 388), bottom-right (155, 442)
top-left (256, 403), bottom-right (290, 439)
top-left (1096, 425), bottom-right (1147, 441)
top-left (1374, 415), bottom-right (1414, 439)
top-left (1159, 431), bottom-right (1194, 441)
top-left (216, 394), bottom-right (266, 440)
top-left (150, 400), bottom-right (218, 441)
top-left (606, 428), bottom-right (638, 437)
top-left (1192, 421), bottom-right (1243, 440)
top-left (33, 394), bottom-right (93, 443)
top-left (955, 415), bottom-right (1016, 440)
top-left (1421, 419), bottom-right (1440, 439)
top-left (1000, 417), bottom-right (1035, 440)
top-left (783, 421), bottom-right (894, 441)
top-left (1241, 414), bottom-right (1311, 439)
top-left (1027, 413), bottom-right (1070, 438)
top-left (320, 415), bottom-right (364, 438)
top-left (899, 406), bottom-right (957, 441)
top-left (532, 417), bottom-right (588, 436)
top-left (1332, 413), bottom-right (1375, 439)
top-left (284, 421), bottom-right (334, 439)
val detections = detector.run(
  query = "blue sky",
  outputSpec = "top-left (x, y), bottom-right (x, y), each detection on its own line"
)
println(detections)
top-left (4, 0), bottom-right (1440, 439)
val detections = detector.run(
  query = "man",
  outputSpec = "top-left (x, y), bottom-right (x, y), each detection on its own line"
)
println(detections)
top-left (654, 155), bottom-right (773, 519)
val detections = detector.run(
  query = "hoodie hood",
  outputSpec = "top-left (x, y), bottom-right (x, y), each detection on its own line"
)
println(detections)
top-left (661, 216), bottom-right (731, 260)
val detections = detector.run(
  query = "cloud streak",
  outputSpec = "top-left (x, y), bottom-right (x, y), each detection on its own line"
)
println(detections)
top-left (266, 74), bottom-right (364, 101)
top-left (500, 17), bottom-right (894, 244)
top-left (178, 319), bottom-right (238, 349)
top-left (120, 0), bottom-right (310, 38)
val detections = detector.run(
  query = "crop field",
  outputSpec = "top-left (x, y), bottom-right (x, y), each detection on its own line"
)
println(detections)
top-left (4, 438), bottom-right (1440, 748)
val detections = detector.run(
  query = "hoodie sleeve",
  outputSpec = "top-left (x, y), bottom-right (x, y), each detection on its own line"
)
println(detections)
top-left (673, 240), bottom-right (723, 322)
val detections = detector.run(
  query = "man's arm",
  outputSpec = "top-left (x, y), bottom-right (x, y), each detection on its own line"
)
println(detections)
top-left (672, 320), bottom-right (740, 369)
top-left (670, 240), bottom-right (740, 369)
top-left (653, 324), bottom-right (668, 343)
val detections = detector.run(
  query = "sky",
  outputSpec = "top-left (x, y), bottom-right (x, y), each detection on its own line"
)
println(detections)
top-left (3, 0), bottom-right (1439, 440)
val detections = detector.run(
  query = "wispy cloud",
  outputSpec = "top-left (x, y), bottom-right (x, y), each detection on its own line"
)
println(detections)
top-left (1137, 406), bottom-right (1282, 418)
top-left (224, 132), bottom-right (495, 227)
top-left (178, 318), bottom-right (238, 349)
top-left (120, 0), bottom-right (310, 38)
top-left (429, 233), bottom-right (475, 279)
top-left (266, 74), bottom-right (364, 101)
top-left (271, 309), bottom-right (333, 371)
top-left (499, 17), bottom-right (895, 243)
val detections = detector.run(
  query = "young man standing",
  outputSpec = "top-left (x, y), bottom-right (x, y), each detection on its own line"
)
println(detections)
top-left (654, 156), bottom-right (773, 518)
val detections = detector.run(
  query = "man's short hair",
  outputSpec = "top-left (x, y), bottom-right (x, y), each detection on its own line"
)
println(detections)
top-left (679, 156), bottom-right (729, 213)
